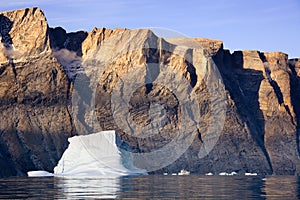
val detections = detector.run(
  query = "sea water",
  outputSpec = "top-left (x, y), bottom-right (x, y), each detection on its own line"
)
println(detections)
top-left (1, 175), bottom-right (300, 199)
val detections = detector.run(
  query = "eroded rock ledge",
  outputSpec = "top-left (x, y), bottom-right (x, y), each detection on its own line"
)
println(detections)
top-left (0, 7), bottom-right (299, 177)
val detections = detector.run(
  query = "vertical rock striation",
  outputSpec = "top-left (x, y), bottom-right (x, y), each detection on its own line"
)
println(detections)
top-left (214, 49), bottom-right (300, 175)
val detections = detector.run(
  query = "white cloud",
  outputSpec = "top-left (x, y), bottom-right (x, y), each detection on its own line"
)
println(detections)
top-left (52, 49), bottom-right (82, 79)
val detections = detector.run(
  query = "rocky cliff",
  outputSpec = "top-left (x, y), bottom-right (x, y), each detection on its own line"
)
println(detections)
top-left (0, 8), bottom-right (73, 177)
top-left (0, 7), bottom-right (299, 177)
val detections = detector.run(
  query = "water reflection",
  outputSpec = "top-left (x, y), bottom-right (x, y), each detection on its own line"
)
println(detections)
top-left (263, 176), bottom-right (300, 200)
top-left (56, 177), bottom-right (119, 199)
top-left (0, 176), bottom-right (300, 199)
top-left (0, 177), bottom-right (60, 199)
top-left (118, 176), bottom-right (266, 199)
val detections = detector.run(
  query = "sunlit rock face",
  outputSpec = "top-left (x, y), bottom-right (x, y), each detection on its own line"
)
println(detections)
top-left (0, 8), bottom-right (50, 62)
top-left (0, 8), bottom-right (73, 177)
top-left (0, 7), bottom-right (300, 177)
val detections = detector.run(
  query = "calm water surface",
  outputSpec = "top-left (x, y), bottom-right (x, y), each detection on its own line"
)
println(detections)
top-left (0, 175), bottom-right (300, 199)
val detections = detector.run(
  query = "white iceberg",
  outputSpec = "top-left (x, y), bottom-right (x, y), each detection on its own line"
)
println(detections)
top-left (219, 172), bottom-right (228, 176)
top-left (28, 130), bottom-right (147, 177)
top-left (245, 172), bottom-right (257, 176)
top-left (218, 171), bottom-right (237, 176)
top-left (178, 169), bottom-right (190, 175)
top-left (27, 170), bottom-right (54, 177)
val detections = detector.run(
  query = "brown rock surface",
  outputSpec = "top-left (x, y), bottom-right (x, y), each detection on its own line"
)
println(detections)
top-left (0, 7), bottom-right (300, 176)
top-left (166, 38), bottom-right (223, 56)
top-left (0, 8), bottom-right (73, 176)
top-left (216, 49), bottom-right (300, 175)
top-left (0, 8), bottom-right (50, 62)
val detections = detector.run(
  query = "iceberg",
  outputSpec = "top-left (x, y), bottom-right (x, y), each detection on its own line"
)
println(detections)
top-left (27, 170), bottom-right (54, 177)
top-left (178, 169), bottom-right (190, 175)
top-left (245, 172), bottom-right (257, 176)
top-left (218, 172), bottom-right (238, 176)
top-left (28, 130), bottom-right (147, 177)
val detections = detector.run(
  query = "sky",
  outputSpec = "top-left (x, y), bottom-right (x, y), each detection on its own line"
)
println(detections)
top-left (1, 0), bottom-right (299, 58)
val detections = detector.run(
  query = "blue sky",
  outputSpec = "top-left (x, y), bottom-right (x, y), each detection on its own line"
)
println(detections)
top-left (1, 0), bottom-right (299, 58)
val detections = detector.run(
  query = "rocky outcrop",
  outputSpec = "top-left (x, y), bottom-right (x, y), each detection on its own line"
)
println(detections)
top-left (0, 8), bottom-right (73, 177)
top-left (0, 8), bottom-right (50, 62)
top-left (0, 7), bottom-right (300, 177)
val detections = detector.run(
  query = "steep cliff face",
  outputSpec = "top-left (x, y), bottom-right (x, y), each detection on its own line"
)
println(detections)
top-left (0, 7), bottom-right (299, 177)
top-left (214, 49), bottom-right (300, 175)
top-left (0, 8), bottom-right (73, 177)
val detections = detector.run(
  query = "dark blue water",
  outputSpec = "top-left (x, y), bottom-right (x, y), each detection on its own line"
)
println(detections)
top-left (0, 175), bottom-right (299, 199)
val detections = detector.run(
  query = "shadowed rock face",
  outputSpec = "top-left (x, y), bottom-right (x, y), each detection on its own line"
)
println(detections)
top-left (0, 7), bottom-right (299, 177)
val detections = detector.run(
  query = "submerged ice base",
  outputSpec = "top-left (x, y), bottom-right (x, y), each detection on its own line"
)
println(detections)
top-left (28, 131), bottom-right (147, 177)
